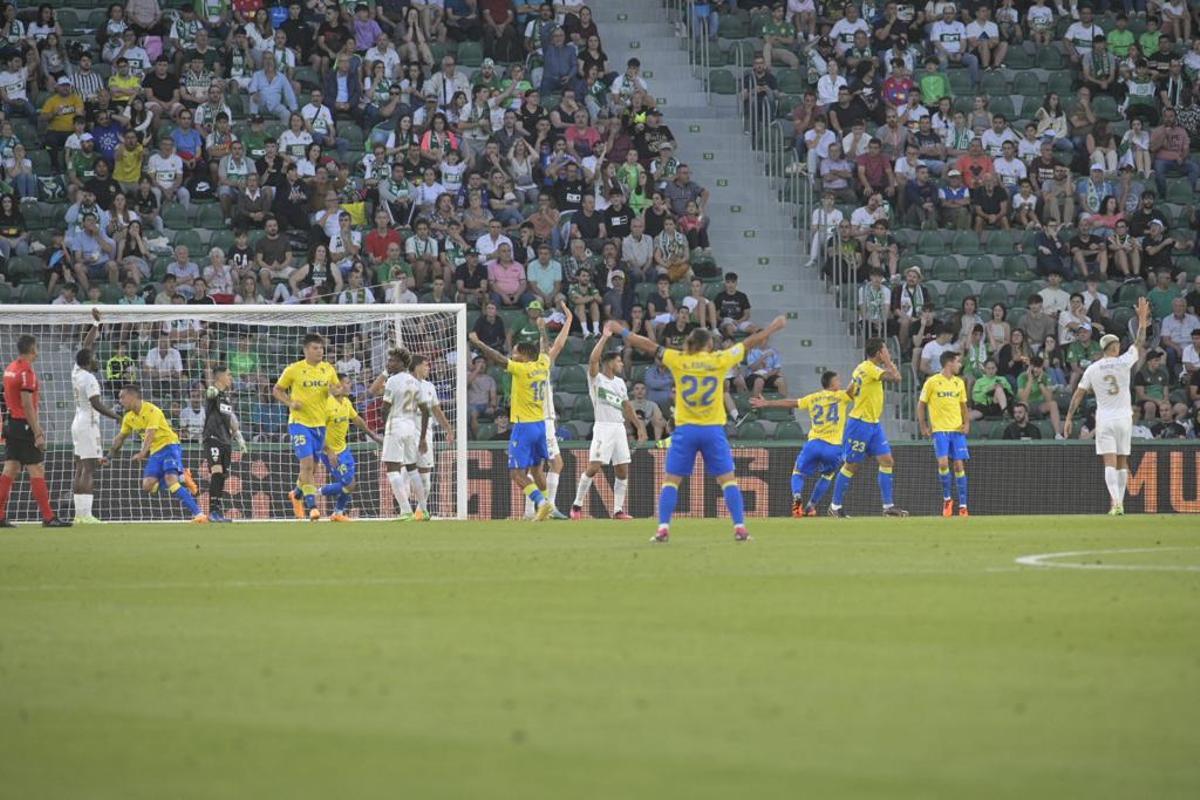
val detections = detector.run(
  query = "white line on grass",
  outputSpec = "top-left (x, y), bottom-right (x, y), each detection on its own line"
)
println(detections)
top-left (1015, 547), bottom-right (1200, 573)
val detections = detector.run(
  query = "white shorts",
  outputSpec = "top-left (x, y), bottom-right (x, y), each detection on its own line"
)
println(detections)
top-left (589, 423), bottom-right (631, 465)
top-left (381, 422), bottom-right (419, 465)
top-left (72, 418), bottom-right (102, 460)
top-left (788, 0), bottom-right (815, 13)
top-left (546, 422), bottom-right (561, 459)
top-left (1094, 418), bottom-right (1132, 456)
top-left (417, 436), bottom-right (435, 470)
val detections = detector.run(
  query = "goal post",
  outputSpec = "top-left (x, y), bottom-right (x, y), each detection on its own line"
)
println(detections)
top-left (0, 304), bottom-right (469, 522)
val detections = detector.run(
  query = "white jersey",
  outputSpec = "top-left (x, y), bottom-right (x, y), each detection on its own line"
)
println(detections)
top-left (383, 371), bottom-right (425, 431)
top-left (589, 371), bottom-right (629, 425)
top-left (544, 375), bottom-right (557, 422)
top-left (72, 364), bottom-right (102, 426)
top-left (419, 379), bottom-right (439, 440)
top-left (1078, 346), bottom-right (1138, 422)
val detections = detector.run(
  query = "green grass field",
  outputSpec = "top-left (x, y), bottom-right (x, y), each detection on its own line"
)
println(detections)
top-left (1, 516), bottom-right (1198, 799)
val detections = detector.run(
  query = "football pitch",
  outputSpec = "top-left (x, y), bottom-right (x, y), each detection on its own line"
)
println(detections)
top-left (1, 516), bottom-right (1197, 799)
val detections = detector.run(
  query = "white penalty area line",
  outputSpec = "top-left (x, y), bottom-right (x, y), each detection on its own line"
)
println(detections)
top-left (1015, 547), bottom-right (1200, 573)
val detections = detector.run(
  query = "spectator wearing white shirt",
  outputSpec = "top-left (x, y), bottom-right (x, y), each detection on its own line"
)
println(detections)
top-left (179, 388), bottom-right (206, 441)
top-left (802, 118), bottom-right (837, 174)
top-left (842, 120), bottom-right (871, 159)
top-left (384, 274), bottom-right (418, 304)
top-left (474, 219), bottom-right (513, 260)
top-left (980, 115), bottom-right (1020, 158)
top-left (920, 324), bottom-right (959, 377)
top-left (299, 89), bottom-right (347, 161)
top-left (929, 5), bottom-right (979, 88)
top-left (1038, 271), bottom-right (1072, 316)
top-left (144, 334), bottom-right (184, 394)
top-left (806, 192), bottom-right (844, 268)
top-left (829, 5), bottom-right (869, 56)
top-left (1160, 297), bottom-right (1200, 374)
top-left (993, 141), bottom-right (1028, 193)
top-left (1180, 328), bottom-right (1200, 378)
top-left (816, 61), bottom-right (848, 107)
top-left (964, 5), bottom-right (1007, 71)
top-left (1063, 7), bottom-right (1103, 63)
top-left (364, 36), bottom-right (402, 79)
top-left (337, 271), bottom-right (377, 304)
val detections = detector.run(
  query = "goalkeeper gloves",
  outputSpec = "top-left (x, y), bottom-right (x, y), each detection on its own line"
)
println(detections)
top-left (234, 432), bottom-right (247, 454)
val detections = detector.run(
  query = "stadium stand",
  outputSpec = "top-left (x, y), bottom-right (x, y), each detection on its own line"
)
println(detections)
top-left (0, 0), bottom-right (1199, 444)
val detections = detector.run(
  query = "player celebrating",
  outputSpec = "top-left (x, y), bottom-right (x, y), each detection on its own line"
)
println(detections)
top-left (321, 372), bottom-right (383, 521)
top-left (0, 334), bottom-right (72, 527)
top-left (569, 327), bottom-right (647, 520)
top-left (524, 305), bottom-right (573, 520)
top-left (750, 369), bottom-right (851, 517)
top-left (108, 385), bottom-right (207, 523)
top-left (468, 305), bottom-right (574, 522)
top-left (381, 352), bottom-right (429, 521)
top-left (918, 351), bottom-right (971, 518)
top-left (202, 365), bottom-right (247, 523)
top-left (415, 375), bottom-right (454, 519)
top-left (828, 338), bottom-right (908, 518)
top-left (1064, 297), bottom-right (1151, 515)
top-left (615, 315), bottom-right (788, 542)
top-left (273, 332), bottom-right (338, 521)
top-left (71, 310), bottom-right (122, 524)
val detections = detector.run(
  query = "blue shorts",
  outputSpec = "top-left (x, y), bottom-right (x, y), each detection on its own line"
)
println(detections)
top-left (507, 420), bottom-right (549, 469)
top-left (932, 431), bottom-right (970, 462)
top-left (143, 443), bottom-right (183, 482)
top-left (289, 423), bottom-right (326, 461)
top-left (322, 448), bottom-right (357, 486)
top-left (665, 424), bottom-right (735, 477)
top-left (842, 418), bottom-right (891, 464)
top-left (794, 439), bottom-right (843, 477)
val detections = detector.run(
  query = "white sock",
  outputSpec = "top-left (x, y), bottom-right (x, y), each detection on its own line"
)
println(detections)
top-left (613, 478), bottom-right (628, 514)
top-left (409, 470), bottom-right (428, 514)
top-left (1117, 469), bottom-right (1129, 506)
top-left (546, 471), bottom-right (560, 507)
top-left (388, 470), bottom-right (410, 514)
top-left (573, 473), bottom-right (594, 507)
top-left (1104, 466), bottom-right (1120, 506)
top-left (525, 472), bottom-right (535, 517)
top-left (420, 471), bottom-right (432, 513)
top-left (73, 493), bottom-right (92, 518)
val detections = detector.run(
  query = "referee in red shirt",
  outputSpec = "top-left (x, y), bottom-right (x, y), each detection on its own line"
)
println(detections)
top-left (0, 335), bottom-right (70, 527)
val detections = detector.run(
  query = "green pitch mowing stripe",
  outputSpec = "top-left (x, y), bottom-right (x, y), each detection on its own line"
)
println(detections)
top-left (1, 517), bottom-right (1197, 799)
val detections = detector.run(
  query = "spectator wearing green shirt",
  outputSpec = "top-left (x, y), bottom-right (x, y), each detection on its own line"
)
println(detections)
top-left (1017, 355), bottom-right (1063, 436)
top-left (227, 335), bottom-right (261, 385)
top-left (970, 359), bottom-right (1012, 419)
top-left (511, 300), bottom-right (544, 347)
top-left (1138, 18), bottom-right (1161, 58)
top-left (1106, 14), bottom-right (1135, 58)
top-left (918, 57), bottom-right (952, 106)
top-left (1065, 325), bottom-right (1102, 392)
top-left (761, 4), bottom-right (799, 68)
top-left (1148, 269), bottom-right (1182, 321)
top-left (1135, 349), bottom-right (1189, 422)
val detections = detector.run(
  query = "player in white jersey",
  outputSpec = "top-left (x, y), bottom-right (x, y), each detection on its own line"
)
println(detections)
top-left (1064, 297), bottom-right (1150, 515)
top-left (570, 327), bottom-right (647, 519)
top-left (414, 377), bottom-right (454, 517)
top-left (523, 301), bottom-right (573, 520)
top-left (381, 351), bottom-right (430, 521)
top-left (71, 310), bottom-right (121, 523)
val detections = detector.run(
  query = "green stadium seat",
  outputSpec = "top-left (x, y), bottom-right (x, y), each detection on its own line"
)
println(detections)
top-left (568, 421), bottom-right (593, 439)
top-left (980, 71), bottom-right (1011, 96)
top-left (556, 365), bottom-right (588, 393)
top-left (457, 41), bottom-right (483, 67)
top-left (163, 204), bottom-right (192, 230)
top-left (571, 400), bottom-right (594, 422)
top-left (1165, 181), bottom-right (1195, 205)
top-left (734, 421), bottom-right (767, 440)
top-left (0, 283), bottom-right (15, 303)
top-left (1003, 255), bottom-right (1035, 281)
top-left (1012, 72), bottom-right (1044, 99)
top-left (475, 423), bottom-right (496, 440)
top-left (21, 284), bottom-right (49, 303)
top-left (966, 255), bottom-right (999, 279)
top-left (1046, 72), bottom-right (1073, 98)
top-left (979, 282), bottom-right (1010, 309)
top-left (944, 282), bottom-right (976, 310)
top-left (985, 231), bottom-right (1016, 256)
top-left (952, 231), bottom-right (985, 256)
top-left (917, 230), bottom-right (948, 255)
top-left (776, 69), bottom-right (807, 95)
top-left (719, 14), bottom-right (750, 39)
top-left (708, 69), bottom-right (738, 95)
top-left (774, 421), bottom-right (805, 440)
top-left (947, 69), bottom-right (975, 96)
top-left (1005, 47), bottom-right (1035, 71)
top-left (989, 96), bottom-right (1016, 119)
top-left (7, 255), bottom-right (42, 283)
top-left (932, 255), bottom-right (962, 281)
top-left (197, 204), bottom-right (225, 229)
top-left (1037, 47), bottom-right (1064, 70)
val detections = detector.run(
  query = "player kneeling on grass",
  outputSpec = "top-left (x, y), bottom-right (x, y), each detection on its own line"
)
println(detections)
top-left (751, 369), bottom-right (851, 518)
top-left (108, 385), bottom-right (206, 523)
top-left (570, 327), bottom-right (647, 520)
top-left (202, 365), bottom-right (247, 523)
top-left (1064, 297), bottom-right (1151, 515)
top-left (321, 372), bottom-right (382, 521)
top-left (918, 351), bottom-right (971, 518)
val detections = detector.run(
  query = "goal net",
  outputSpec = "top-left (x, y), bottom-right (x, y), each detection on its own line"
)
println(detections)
top-left (0, 304), bottom-right (468, 522)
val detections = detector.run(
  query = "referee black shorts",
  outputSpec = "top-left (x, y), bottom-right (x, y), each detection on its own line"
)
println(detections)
top-left (203, 439), bottom-right (231, 472)
top-left (2, 419), bottom-right (43, 465)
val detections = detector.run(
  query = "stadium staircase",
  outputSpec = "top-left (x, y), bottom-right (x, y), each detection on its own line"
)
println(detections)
top-left (595, 1), bottom-right (873, 433)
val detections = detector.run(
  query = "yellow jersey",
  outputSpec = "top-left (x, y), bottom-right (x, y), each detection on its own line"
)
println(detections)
top-left (276, 359), bottom-right (338, 427)
top-left (662, 343), bottom-right (745, 426)
top-left (919, 373), bottom-right (967, 433)
top-left (507, 354), bottom-right (551, 423)
top-left (797, 389), bottom-right (852, 445)
top-left (113, 142), bottom-right (144, 184)
top-left (120, 401), bottom-right (181, 454)
top-left (41, 93), bottom-right (84, 133)
top-left (848, 359), bottom-right (886, 424)
top-left (324, 395), bottom-right (359, 454)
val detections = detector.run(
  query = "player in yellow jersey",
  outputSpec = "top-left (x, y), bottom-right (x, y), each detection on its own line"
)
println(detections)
top-left (829, 338), bottom-right (908, 517)
top-left (751, 369), bottom-right (852, 517)
top-left (272, 332), bottom-right (339, 521)
top-left (468, 304), bottom-right (573, 521)
top-left (615, 315), bottom-right (787, 542)
top-left (107, 385), bottom-right (206, 523)
top-left (918, 351), bottom-right (971, 517)
top-left (320, 372), bottom-right (383, 521)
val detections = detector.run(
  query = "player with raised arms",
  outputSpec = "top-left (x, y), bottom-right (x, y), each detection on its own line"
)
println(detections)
top-left (273, 332), bottom-right (338, 521)
top-left (918, 351), bottom-right (971, 518)
top-left (202, 365), bottom-right (247, 523)
top-left (525, 306), bottom-right (572, 520)
top-left (108, 385), bottom-right (207, 523)
top-left (1064, 297), bottom-right (1151, 515)
top-left (415, 375), bottom-right (454, 519)
top-left (71, 308), bottom-right (122, 523)
top-left (468, 303), bottom-right (574, 522)
top-left (614, 315), bottom-right (788, 542)
top-left (321, 372), bottom-right (383, 521)
top-left (381, 352), bottom-right (430, 521)
top-left (828, 338), bottom-right (908, 518)
top-left (569, 325), bottom-right (647, 520)
top-left (0, 334), bottom-right (72, 527)
top-left (750, 369), bottom-right (851, 517)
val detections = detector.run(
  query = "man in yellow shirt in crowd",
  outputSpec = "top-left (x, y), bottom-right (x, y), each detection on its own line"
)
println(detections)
top-left (39, 76), bottom-right (84, 170)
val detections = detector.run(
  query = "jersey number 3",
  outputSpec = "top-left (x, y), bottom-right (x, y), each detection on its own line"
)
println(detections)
top-left (680, 375), bottom-right (718, 407)
top-left (1102, 374), bottom-right (1120, 396)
